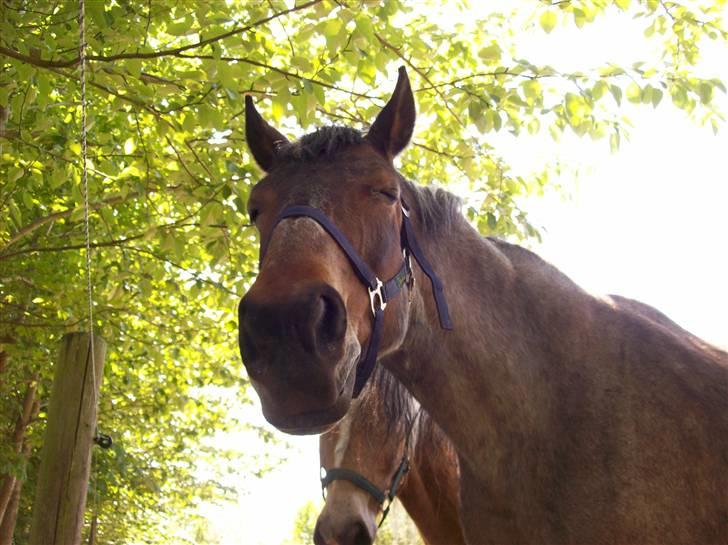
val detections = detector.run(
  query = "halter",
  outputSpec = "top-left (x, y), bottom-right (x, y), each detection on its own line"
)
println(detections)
top-left (320, 409), bottom-right (422, 527)
top-left (270, 200), bottom-right (452, 397)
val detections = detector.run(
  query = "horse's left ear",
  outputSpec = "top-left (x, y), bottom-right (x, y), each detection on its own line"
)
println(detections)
top-left (366, 67), bottom-right (415, 160)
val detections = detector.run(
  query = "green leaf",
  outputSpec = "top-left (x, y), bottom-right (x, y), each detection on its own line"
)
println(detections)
top-left (650, 88), bottom-right (663, 107)
top-left (87, 1), bottom-right (106, 27)
top-left (167, 18), bottom-right (194, 36)
top-left (609, 84), bottom-right (623, 105)
top-left (355, 16), bottom-right (376, 44)
top-left (8, 200), bottom-right (22, 226)
top-left (522, 80), bottom-right (541, 102)
top-left (539, 11), bottom-right (557, 33)
top-left (478, 44), bottom-right (501, 62)
top-left (126, 59), bottom-right (143, 78)
top-left (8, 166), bottom-right (23, 183)
top-left (626, 82), bottom-right (642, 103)
top-left (697, 82), bottom-right (713, 104)
top-left (610, 131), bottom-right (621, 152)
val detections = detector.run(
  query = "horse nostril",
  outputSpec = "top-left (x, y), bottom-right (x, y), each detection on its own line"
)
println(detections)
top-left (313, 519), bottom-right (327, 545)
top-left (313, 286), bottom-right (347, 354)
top-left (343, 520), bottom-right (374, 545)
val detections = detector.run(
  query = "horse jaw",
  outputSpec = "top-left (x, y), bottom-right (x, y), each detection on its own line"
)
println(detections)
top-left (249, 333), bottom-right (361, 435)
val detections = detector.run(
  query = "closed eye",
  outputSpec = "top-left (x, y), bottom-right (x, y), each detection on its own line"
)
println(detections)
top-left (374, 188), bottom-right (398, 203)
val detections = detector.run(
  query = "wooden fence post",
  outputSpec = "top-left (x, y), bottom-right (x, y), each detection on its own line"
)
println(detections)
top-left (29, 332), bottom-right (106, 545)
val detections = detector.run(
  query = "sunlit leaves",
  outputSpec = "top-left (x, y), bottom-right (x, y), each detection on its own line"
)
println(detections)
top-left (1, 0), bottom-right (726, 542)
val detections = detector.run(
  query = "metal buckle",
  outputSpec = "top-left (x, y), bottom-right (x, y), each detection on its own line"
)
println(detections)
top-left (403, 250), bottom-right (415, 301)
top-left (320, 466), bottom-right (328, 501)
top-left (368, 278), bottom-right (387, 316)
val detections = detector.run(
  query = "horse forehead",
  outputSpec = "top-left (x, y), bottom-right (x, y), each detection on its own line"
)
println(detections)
top-left (266, 152), bottom-right (393, 196)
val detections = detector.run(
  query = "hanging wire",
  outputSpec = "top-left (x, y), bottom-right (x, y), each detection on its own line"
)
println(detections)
top-left (79, 0), bottom-right (101, 537)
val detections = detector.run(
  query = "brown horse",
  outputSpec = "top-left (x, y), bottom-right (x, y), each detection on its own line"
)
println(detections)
top-left (315, 365), bottom-right (464, 545)
top-left (239, 68), bottom-right (728, 543)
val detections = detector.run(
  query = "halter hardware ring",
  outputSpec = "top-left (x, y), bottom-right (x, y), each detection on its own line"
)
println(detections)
top-left (369, 278), bottom-right (387, 316)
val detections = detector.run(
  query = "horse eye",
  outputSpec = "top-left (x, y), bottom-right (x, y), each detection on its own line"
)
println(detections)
top-left (248, 208), bottom-right (259, 224)
top-left (375, 189), bottom-right (398, 203)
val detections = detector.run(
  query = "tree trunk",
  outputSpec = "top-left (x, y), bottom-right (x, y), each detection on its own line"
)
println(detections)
top-left (28, 333), bottom-right (106, 545)
top-left (0, 477), bottom-right (21, 545)
top-left (86, 514), bottom-right (97, 545)
top-left (0, 373), bottom-right (37, 522)
top-left (0, 399), bottom-right (39, 545)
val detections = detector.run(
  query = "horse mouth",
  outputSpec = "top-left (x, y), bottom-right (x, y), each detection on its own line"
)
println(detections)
top-left (275, 403), bottom-right (349, 435)
top-left (272, 360), bottom-right (357, 435)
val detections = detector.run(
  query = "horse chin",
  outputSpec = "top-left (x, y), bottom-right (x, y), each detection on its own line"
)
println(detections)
top-left (261, 356), bottom-right (357, 435)
top-left (269, 396), bottom-right (352, 435)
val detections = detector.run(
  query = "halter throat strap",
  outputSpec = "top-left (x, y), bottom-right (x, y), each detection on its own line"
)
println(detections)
top-left (272, 201), bottom-right (451, 397)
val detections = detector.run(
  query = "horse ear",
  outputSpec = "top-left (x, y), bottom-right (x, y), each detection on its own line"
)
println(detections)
top-left (366, 67), bottom-right (416, 160)
top-left (245, 95), bottom-right (289, 172)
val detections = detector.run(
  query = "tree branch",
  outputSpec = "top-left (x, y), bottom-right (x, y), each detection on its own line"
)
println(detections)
top-left (374, 33), bottom-right (466, 127)
top-left (176, 53), bottom-right (378, 100)
top-left (1, 193), bottom-right (136, 251)
top-left (0, 0), bottom-right (323, 68)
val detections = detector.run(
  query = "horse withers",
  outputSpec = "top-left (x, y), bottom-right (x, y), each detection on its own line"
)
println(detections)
top-left (239, 68), bottom-right (728, 543)
top-left (315, 366), bottom-right (464, 545)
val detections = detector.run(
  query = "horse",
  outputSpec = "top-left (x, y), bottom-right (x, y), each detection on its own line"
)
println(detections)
top-left (238, 67), bottom-right (728, 543)
top-left (315, 365), bottom-right (465, 545)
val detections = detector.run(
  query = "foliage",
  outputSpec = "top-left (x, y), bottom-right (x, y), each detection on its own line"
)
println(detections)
top-left (284, 499), bottom-right (424, 545)
top-left (284, 500), bottom-right (319, 545)
top-left (0, 0), bottom-right (725, 542)
top-left (373, 501), bottom-right (425, 545)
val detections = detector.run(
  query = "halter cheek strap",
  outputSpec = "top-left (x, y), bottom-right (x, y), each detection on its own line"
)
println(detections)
top-left (270, 201), bottom-right (451, 397)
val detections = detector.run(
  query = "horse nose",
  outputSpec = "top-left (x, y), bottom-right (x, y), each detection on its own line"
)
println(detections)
top-left (314, 517), bottom-right (374, 545)
top-left (239, 282), bottom-right (347, 362)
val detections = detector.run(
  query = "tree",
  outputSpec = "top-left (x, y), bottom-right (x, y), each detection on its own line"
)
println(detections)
top-left (284, 500), bottom-right (319, 545)
top-left (1, 0), bottom-right (725, 542)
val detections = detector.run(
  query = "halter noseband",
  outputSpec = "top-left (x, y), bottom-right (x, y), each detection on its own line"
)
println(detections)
top-left (271, 200), bottom-right (452, 397)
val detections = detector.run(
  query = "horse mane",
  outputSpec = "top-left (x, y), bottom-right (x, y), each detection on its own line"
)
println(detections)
top-left (400, 178), bottom-right (465, 236)
top-left (361, 364), bottom-right (453, 461)
top-left (276, 126), bottom-right (364, 162)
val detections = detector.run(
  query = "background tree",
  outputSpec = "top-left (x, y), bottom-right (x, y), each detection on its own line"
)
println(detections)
top-left (0, 0), bottom-right (725, 542)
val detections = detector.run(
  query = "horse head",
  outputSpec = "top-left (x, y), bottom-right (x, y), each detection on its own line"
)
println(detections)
top-left (314, 377), bottom-right (415, 545)
top-left (238, 68), bottom-right (418, 434)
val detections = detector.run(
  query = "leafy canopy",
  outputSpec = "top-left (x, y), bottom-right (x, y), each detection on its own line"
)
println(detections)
top-left (0, 0), bottom-right (725, 542)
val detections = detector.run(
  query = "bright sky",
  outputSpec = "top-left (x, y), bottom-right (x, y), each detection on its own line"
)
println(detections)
top-left (197, 8), bottom-right (728, 544)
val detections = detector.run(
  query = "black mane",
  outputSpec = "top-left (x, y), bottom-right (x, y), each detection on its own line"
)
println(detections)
top-left (359, 364), bottom-right (452, 459)
top-left (402, 178), bottom-right (465, 236)
top-left (276, 126), bottom-right (364, 162)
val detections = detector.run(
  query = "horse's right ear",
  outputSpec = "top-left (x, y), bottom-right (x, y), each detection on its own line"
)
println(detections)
top-left (366, 67), bottom-right (416, 160)
top-left (245, 95), bottom-right (289, 172)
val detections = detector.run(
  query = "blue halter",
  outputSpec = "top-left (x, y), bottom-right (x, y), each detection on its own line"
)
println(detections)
top-left (270, 201), bottom-right (452, 396)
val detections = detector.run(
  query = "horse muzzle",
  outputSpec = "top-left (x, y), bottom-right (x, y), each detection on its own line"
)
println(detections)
top-left (239, 281), bottom-right (359, 433)
top-left (314, 513), bottom-right (376, 545)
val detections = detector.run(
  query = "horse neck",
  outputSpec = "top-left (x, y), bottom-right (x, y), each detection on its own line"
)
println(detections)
top-left (396, 423), bottom-right (466, 545)
top-left (392, 215), bottom-right (597, 465)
